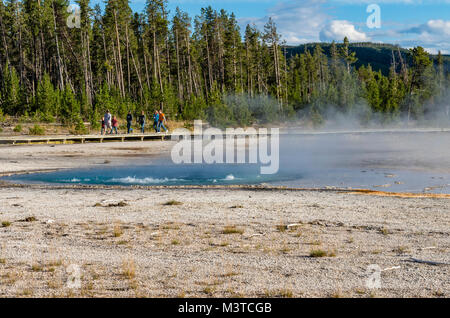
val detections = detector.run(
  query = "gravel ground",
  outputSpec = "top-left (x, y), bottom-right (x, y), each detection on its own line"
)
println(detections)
top-left (0, 141), bottom-right (448, 298)
top-left (0, 141), bottom-right (175, 175)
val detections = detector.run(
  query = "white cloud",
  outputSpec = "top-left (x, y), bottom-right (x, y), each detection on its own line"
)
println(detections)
top-left (410, 19), bottom-right (450, 36)
top-left (320, 20), bottom-right (369, 42)
top-left (237, 0), bottom-right (449, 53)
top-left (400, 20), bottom-right (450, 54)
top-left (238, 0), bottom-right (329, 45)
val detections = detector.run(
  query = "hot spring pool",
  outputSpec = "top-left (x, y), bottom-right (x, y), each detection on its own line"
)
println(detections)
top-left (3, 132), bottom-right (450, 193)
top-left (1, 163), bottom-right (297, 186)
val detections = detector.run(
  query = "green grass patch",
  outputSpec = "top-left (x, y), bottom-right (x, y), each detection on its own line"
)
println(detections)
top-left (163, 200), bottom-right (183, 206)
top-left (309, 249), bottom-right (327, 258)
top-left (28, 125), bottom-right (45, 136)
top-left (222, 226), bottom-right (244, 235)
top-left (1, 221), bottom-right (11, 228)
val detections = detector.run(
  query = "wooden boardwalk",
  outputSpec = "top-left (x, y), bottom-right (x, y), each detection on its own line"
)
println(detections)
top-left (0, 133), bottom-right (171, 145)
top-left (0, 128), bottom-right (448, 145)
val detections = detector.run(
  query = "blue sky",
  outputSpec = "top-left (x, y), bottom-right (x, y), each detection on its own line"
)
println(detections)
top-left (88, 0), bottom-right (450, 54)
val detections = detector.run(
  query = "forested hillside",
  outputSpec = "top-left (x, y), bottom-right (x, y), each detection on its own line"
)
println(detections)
top-left (0, 0), bottom-right (449, 130)
top-left (286, 43), bottom-right (450, 76)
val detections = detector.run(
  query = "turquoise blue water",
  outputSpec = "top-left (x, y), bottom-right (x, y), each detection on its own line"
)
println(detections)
top-left (2, 163), bottom-right (297, 186)
top-left (3, 159), bottom-right (450, 193)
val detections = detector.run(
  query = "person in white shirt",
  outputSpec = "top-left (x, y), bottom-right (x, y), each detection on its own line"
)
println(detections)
top-left (104, 110), bottom-right (112, 134)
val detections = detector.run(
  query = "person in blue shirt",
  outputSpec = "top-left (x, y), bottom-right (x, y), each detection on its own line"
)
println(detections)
top-left (153, 110), bottom-right (160, 133)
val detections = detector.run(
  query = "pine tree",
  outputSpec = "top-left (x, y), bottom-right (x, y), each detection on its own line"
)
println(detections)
top-left (263, 18), bottom-right (282, 108)
top-left (35, 73), bottom-right (58, 122)
top-left (406, 46), bottom-right (434, 120)
top-left (206, 81), bottom-right (232, 127)
top-left (244, 24), bottom-right (260, 97)
top-left (365, 66), bottom-right (382, 112)
top-left (1, 64), bottom-right (21, 115)
top-left (60, 85), bottom-right (80, 123)
top-left (145, 0), bottom-right (169, 96)
top-left (340, 37), bottom-right (358, 74)
top-left (77, 0), bottom-right (94, 110)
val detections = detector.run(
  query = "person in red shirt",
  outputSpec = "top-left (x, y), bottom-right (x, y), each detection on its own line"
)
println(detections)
top-left (111, 116), bottom-right (119, 134)
top-left (101, 117), bottom-right (106, 135)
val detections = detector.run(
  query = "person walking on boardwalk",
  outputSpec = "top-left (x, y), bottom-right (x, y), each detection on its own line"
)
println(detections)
top-left (158, 110), bottom-right (169, 133)
top-left (100, 117), bottom-right (106, 135)
top-left (104, 110), bottom-right (112, 134)
top-left (138, 111), bottom-right (146, 133)
top-left (126, 111), bottom-right (133, 134)
top-left (153, 110), bottom-right (160, 133)
top-left (111, 116), bottom-right (119, 134)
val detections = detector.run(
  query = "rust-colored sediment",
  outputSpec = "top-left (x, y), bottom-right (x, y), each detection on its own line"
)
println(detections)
top-left (346, 189), bottom-right (450, 198)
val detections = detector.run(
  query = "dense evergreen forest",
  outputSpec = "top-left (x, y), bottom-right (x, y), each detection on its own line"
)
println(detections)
top-left (0, 0), bottom-right (449, 130)
top-left (287, 43), bottom-right (450, 76)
